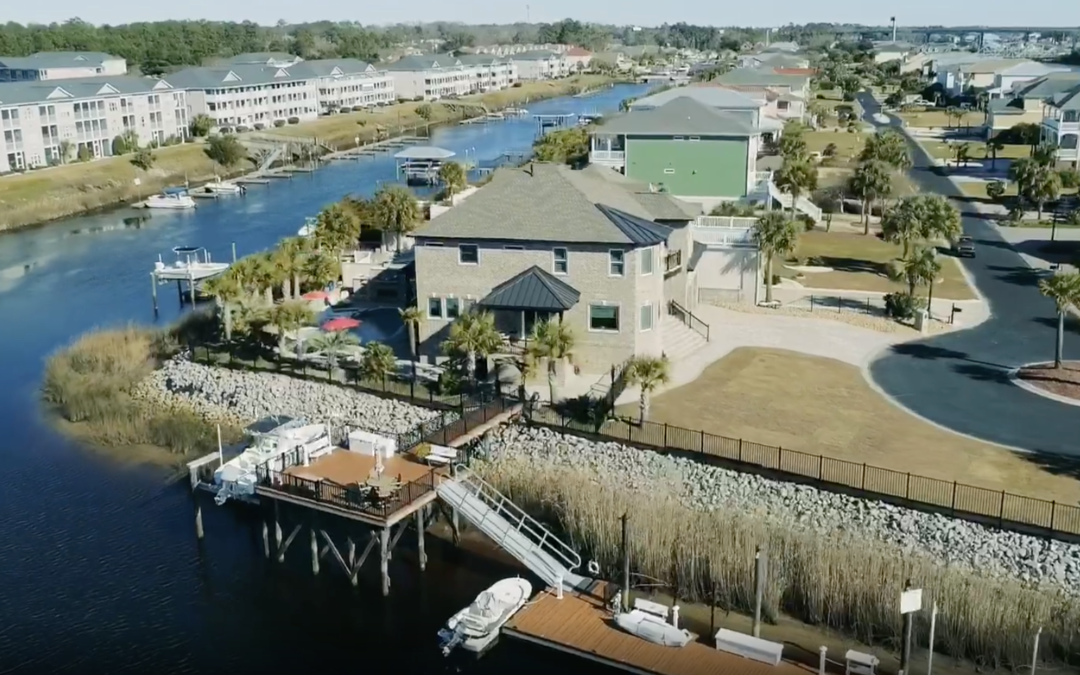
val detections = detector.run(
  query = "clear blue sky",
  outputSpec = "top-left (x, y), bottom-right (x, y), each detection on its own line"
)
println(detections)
top-left (7, 0), bottom-right (1080, 29)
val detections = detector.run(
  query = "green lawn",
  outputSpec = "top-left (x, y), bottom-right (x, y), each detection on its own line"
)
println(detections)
top-left (813, 88), bottom-right (864, 119)
top-left (919, 139), bottom-right (1030, 162)
top-left (896, 108), bottom-right (984, 129)
top-left (805, 129), bottom-right (865, 165)
top-left (776, 230), bottom-right (976, 300)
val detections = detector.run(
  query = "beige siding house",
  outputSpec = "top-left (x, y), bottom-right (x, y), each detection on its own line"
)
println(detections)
top-left (412, 163), bottom-right (700, 370)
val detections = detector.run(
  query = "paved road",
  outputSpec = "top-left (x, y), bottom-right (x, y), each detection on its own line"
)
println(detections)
top-left (857, 92), bottom-right (1080, 457)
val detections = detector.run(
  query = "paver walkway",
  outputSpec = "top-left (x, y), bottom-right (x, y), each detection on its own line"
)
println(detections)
top-left (857, 92), bottom-right (1080, 456)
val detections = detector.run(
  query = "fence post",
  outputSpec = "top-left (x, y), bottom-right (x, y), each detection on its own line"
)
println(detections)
top-left (777, 446), bottom-right (782, 469)
top-left (738, 438), bottom-right (743, 462)
top-left (663, 423), bottom-right (669, 448)
top-left (810, 295), bottom-right (815, 311)
top-left (861, 463), bottom-right (867, 489)
top-left (410, 375), bottom-right (415, 401)
top-left (699, 431), bottom-right (705, 454)
top-left (906, 472), bottom-right (911, 499)
top-left (1051, 501), bottom-right (1056, 532)
top-left (1000, 490), bottom-right (1006, 527)
top-left (818, 454), bottom-right (824, 480)
top-left (951, 481), bottom-right (958, 511)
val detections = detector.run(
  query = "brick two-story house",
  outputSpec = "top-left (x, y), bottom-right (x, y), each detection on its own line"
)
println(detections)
top-left (411, 162), bottom-right (702, 369)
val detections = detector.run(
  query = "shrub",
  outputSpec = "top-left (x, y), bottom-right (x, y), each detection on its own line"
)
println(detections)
top-left (339, 106), bottom-right (352, 113)
top-left (842, 92), bottom-right (856, 102)
top-left (254, 123), bottom-right (266, 130)
top-left (287, 116), bottom-right (300, 125)
top-left (235, 125), bottom-right (250, 133)
top-left (273, 119), bottom-right (286, 128)
top-left (884, 292), bottom-right (926, 319)
top-left (218, 126), bottom-right (232, 134)
top-left (985, 180), bottom-right (1006, 201)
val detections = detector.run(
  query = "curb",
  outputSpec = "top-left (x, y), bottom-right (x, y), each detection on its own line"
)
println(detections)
top-left (1007, 364), bottom-right (1080, 409)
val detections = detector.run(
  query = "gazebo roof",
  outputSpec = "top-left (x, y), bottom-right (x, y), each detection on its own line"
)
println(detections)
top-left (479, 265), bottom-right (581, 312)
top-left (393, 145), bottom-right (456, 160)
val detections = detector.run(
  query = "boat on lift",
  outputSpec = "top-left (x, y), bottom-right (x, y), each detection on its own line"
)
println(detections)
top-left (144, 192), bottom-right (196, 209)
top-left (438, 577), bottom-right (532, 655)
top-left (213, 416), bottom-right (334, 505)
top-left (152, 246), bottom-right (230, 281)
top-left (200, 176), bottom-right (245, 195)
top-left (297, 216), bottom-right (318, 237)
top-left (503, 107), bottom-right (529, 116)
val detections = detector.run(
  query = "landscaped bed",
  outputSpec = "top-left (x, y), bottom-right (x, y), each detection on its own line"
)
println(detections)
top-left (616, 346), bottom-right (1080, 505)
top-left (1016, 361), bottom-right (1080, 401)
top-left (896, 108), bottom-right (984, 129)
top-left (804, 129), bottom-right (865, 165)
top-left (776, 230), bottom-right (977, 300)
top-left (919, 139), bottom-right (1030, 162)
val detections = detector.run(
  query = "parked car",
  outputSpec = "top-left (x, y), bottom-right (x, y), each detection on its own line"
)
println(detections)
top-left (952, 235), bottom-right (976, 258)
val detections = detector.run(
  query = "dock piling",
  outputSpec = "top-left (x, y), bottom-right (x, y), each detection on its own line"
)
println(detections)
top-left (150, 273), bottom-right (158, 314)
top-left (379, 526), bottom-right (390, 597)
top-left (277, 524), bottom-right (300, 562)
top-left (310, 527), bottom-right (320, 576)
top-left (416, 507), bottom-right (427, 572)
top-left (231, 242), bottom-right (237, 263)
top-left (753, 546), bottom-right (768, 638)
top-left (195, 505), bottom-right (204, 540)
top-left (262, 522), bottom-right (270, 559)
top-left (450, 507), bottom-right (460, 546)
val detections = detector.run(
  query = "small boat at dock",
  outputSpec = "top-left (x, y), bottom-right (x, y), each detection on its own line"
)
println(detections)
top-left (439, 577), bottom-right (532, 655)
top-left (297, 216), bottom-right (317, 237)
top-left (614, 608), bottom-right (693, 648)
top-left (200, 177), bottom-right (245, 195)
top-left (144, 192), bottom-right (196, 209)
top-left (153, 246), bottom-right (230, 281)
top-left (503, 107), bottom-right (529, 116)
top-left (213, 417), bottom-right (333, 505)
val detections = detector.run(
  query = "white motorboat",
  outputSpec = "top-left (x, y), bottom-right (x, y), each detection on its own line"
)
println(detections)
top-left (153, 246), bottom-right (230, 281)
top-left (614, 609), bottom-right (693, 648)
top-left (201, 177), bottom-right (244, 195)
top-left (297, 216), bottom-right (317, 237)
top-left (145, 192), bottom-right (196, 209)
top-left (213, 416), bottom-right (333, 504)
top-left (503, 107), bottom-right (529, 116)
top-left (438, 577), bottom-right (532, 655)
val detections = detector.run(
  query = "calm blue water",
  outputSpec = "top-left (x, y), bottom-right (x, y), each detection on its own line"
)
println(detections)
top-left (0, 84), bottom-right (650, 675)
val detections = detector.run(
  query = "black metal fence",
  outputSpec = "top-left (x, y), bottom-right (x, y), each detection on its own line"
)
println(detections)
top-left (530, 408), bottom-right (1080, 539)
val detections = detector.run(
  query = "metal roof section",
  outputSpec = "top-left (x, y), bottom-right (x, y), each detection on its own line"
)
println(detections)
top-left (478, 265), bottom-right (581, 311)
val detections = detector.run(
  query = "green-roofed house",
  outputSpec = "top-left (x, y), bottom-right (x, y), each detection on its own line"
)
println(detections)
top-left (167, 57), bottom-right (395, 130)
top-left (0, 75), bottom-right (188, 172)
top-left (0, 51), bottom-right (128, 82)
top-left (712, 68), bottom-right (811, 98)
top-left (411, 162), bottom-right (722, 372)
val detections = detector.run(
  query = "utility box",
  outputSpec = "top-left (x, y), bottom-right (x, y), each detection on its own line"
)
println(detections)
top-left (845, 649), bottom-right (879, 675)
top-left (913, 309), bottom-right (928, 334)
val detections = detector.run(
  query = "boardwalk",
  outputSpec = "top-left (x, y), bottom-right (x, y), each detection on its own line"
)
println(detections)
top-left (504, 582), bottom-right (813, 675)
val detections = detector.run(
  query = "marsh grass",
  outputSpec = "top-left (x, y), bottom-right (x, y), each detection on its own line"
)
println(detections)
top-left (42, 314), bottom-right (240, 455)
top-left (478, 455), bottom-right (1080, 669)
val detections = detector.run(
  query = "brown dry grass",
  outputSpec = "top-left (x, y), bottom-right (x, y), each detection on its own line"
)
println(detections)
top-left (897, 109), bottom-right (984, 129)
top-left (620, 347), bottom-right (1080, 505)
top-left (778, 230), bottom-right (977, 300)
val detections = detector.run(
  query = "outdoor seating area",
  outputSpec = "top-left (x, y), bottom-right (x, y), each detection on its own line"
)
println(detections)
top-left (285, 447), bottom-right (436, 509)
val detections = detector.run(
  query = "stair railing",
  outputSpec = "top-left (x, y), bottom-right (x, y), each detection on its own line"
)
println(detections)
top-left (667, 300), bottom-right (711, 341)
top-left (444, 465), bottom-right (582, 573)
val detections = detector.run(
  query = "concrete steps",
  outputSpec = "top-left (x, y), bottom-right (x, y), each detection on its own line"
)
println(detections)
top-left (661, 315), bottom-right (708, 362)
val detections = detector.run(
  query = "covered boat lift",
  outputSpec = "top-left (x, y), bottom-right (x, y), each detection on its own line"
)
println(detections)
top-left (394, 146), bottom-right (456, 186)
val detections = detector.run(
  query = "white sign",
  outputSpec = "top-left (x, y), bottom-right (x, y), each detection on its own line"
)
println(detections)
top-left (133, 177), bottom-right (142, 186)
top-left (900, 588), bottom-right (923, 614)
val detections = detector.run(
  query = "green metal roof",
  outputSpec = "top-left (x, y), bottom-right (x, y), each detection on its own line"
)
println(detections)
top-left (414, 162), bottom-right (678, 245)
top-left (478, 266), bottom-right (581, 311)
top-left (0, 75), bottom-right (176, 106)
top-left (0, 51), bottom-right (121, 69)
top-left (714, 67), bottom-right (809, 87)
top-left (167, 59), bottom-right (377, 89)
top-left (599, 96), bottom-right (757, 137)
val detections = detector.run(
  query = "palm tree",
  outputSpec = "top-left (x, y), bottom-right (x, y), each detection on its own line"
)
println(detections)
top-left (303, 250), bottom-right (341, 292)
top-left (309, 330), bottom-right (360, 378)
top-left (752, 211), bottom-right (800, 304)
top-left (773, 158), bottom-right (818, 219)
top-left (202, 273), bottom-right (243, 341)
top-left (437, 161), bottom-right (468, 203)
top-left (359, 341), bottom-right (398, 384)
top-left (1027, 169), bottom-right (1062, 224)
top-left (252, 253), bottom-right (281, 305)
top-left (526, 319), bottom-right (575, 403)
top-left (626, 355), bottom-right (671, 424)
top-left (889, 245), bottom-right (940, 298)
top-left (271, 238), bottom-right (306, 300)
top-left (270, 300), bottom-right (315, 355)
top-left (314, 202), bottom-right (361, 254)
top-left (398, 305), bottom-right (423, 374)
top-left (860, 130), bottom-right (911, 172)
top-left (985, 137), bottom-right (1005, 171)
top-left (441, 310), bottom-right (502, 382)
top-left (373, 184), bottom-right (421, 252)
top-left (1038, 272), bottom-right (1080, 369)
top-left (848, 160), bottom-right (893, 234)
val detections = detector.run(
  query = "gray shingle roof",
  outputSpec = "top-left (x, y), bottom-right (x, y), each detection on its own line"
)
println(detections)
top-left (415, 163), bottom-right (675, 245)
top-left (478, 265), bottom-right (581, 311)
top-left (455, 53), bottom-right (513, 66)
top-left (753, 53), bottom-right (807, 68)
top-left (715, 68), bottom-right (809, 87)
top-left (576, 165), bottom-right (700, 219)
top-left (167, 59), bottom-right (377, 89)
top-left (1014, 73), bottom-right (1080, 100)
top-left (600, 96), bottom-right (757, 137)
top-left (227, 52), bottom-right (299, 64)
top-left (512, 50), bottom-right (561, 61)
top-left (0, 51), bottom-right (120, 69)
top-left (631, 86), bottom-right (760, 110)
top-left (0, 75), bottom-right (176, 105)
top-left (381, 54), bottom-right (461, 71)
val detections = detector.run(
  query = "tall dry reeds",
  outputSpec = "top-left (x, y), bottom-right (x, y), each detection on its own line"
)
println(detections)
top-left (478, 455), bottom-right (1080, 670)
top-left (41, 318), bottom-right (237, 454)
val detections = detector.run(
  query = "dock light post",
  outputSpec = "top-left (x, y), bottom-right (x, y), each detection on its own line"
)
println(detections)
top-left (752, 546), bottom-right (767, 638)
top-left (899, 581), bottom-right (922, 674)
top-left (620, 512), bottom-right (630, 612)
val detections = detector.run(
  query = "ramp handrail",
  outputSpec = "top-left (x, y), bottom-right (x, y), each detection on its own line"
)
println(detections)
top-left (446, 465), bottom-right (582, 573)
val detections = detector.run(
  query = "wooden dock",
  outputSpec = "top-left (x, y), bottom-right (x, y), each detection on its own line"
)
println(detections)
top-left (503, 582), bottom-right (813, 675)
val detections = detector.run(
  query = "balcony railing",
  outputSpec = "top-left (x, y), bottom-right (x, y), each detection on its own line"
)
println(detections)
top-left (664, 250), bottom-right (682, 273)
top-left (696, 215), bottom-right (758, 228)
top-left (590, 150), bottom-right (625, 161)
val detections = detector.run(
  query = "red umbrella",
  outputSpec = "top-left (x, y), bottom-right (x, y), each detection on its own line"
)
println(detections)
top-left (302, 290), bottom-right (330, 300)
top-left (322, 316), bottom-right (361, 332)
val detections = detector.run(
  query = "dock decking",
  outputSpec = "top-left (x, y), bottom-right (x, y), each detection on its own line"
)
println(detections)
top-left (504, 582), bottom-right (813, 675)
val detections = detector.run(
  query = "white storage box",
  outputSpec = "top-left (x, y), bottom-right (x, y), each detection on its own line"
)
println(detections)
top-left (714, 628), bottom-right (784, 666)
top-left (347, 429), bottom-right (397, 459)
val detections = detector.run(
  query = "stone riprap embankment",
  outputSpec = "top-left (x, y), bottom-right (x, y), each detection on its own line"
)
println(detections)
top-left (135, 356), bottom-right (440, 433)
top-left (484, 424), bottom-right (1080, 594)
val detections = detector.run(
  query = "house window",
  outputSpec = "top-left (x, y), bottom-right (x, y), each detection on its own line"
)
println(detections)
top-left (673, 135), bottom-right (684, 140)
top-left (640, 303), bottom-right (654, 331)
top-left (778, 100), bottom-right (790, 110)
top-left (459, 244), bottom-right (479, 264)
top-left (663, 168), bottom-right (675, 175)
top-left (688, 136), bottom-right (700, 141)
top-left (504, 245), bottom-right (524, 250)
top-left (427, 297), bottom-right (444, 318)
top-left (608, 250), bottom-right (625, 276)
top-left (445, 297), bottom-right (461, 319)
top-left (553, 247), bottom-right (568, 274)
top-left (640, 248), bottom-right (654, 276)
top-left (425, 241), bottom-right (444, 247)
top-left (589, 304), bottom-right (620, 332)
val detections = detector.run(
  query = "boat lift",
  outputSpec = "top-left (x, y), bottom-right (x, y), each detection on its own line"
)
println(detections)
top-left (151, 245), bottom-right (234, 313)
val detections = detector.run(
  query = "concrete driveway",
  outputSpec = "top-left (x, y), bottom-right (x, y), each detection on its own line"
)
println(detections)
top-left (857, 92), bottom-right (1080, 456)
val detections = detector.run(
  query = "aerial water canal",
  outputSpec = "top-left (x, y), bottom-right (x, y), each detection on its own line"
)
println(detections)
top-left (0, 83), bottom-right (650, 674)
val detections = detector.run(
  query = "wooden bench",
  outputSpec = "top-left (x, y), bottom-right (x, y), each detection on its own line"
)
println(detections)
top-left (633, 598), bottom-right (670, 619)
top-left (714, 628), bottom-right (784, 666)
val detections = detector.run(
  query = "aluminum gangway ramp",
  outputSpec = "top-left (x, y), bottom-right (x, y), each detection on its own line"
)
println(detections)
top-left (437, 465), bottom-right (591, 592)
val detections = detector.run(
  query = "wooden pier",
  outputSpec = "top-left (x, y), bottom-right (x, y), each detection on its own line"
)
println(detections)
top-left (503, 582), bottom-right (813, 675)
